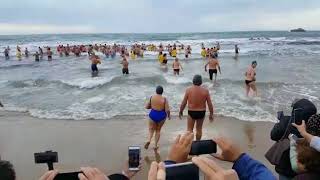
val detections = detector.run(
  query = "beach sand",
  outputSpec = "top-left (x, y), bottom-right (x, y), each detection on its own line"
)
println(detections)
top-left (0, 110), bottom-right (276, 179)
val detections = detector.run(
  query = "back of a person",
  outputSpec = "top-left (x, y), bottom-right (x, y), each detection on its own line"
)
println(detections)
top-left (151, 95), bottom-right (166, 111)
top-left (187, 86), bottom-right (208, 111)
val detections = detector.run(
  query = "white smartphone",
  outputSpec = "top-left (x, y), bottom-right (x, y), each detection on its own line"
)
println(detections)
top-left (128, 146), bottom-right (140, 171)
top-left (165, 162), bottom-right (204, 180)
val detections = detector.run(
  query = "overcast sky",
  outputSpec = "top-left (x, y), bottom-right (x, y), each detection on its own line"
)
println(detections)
top-left (0, 0), bottom-right (319, 34)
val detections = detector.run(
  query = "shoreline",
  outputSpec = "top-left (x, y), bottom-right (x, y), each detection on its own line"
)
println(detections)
top-left (0, 110), bottom-right (277, 179)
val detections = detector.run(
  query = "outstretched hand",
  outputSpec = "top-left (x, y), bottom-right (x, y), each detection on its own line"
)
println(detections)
top-left (292, 120), bottom-right (307, 136)
top-left (192, 157), bottom-right (239, 180)
top-left (39, 170), bottom-right (58, 180)
top-left (211, 137), bottom-right (243, 163)
top-left (167, 132), bottom-right (194, 163)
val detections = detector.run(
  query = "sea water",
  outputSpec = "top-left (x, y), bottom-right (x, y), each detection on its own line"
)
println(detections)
top-left (0, 31), bottom-right (319, 121)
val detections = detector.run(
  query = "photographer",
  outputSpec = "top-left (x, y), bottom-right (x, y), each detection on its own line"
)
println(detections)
top-left (269, 99), bottom-right (317, 180)
top-left (148, 132), bottom-right (275, 180)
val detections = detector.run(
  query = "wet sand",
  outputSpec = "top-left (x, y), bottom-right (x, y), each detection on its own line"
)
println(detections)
top-left (0, 110), bottom-right (276, 179)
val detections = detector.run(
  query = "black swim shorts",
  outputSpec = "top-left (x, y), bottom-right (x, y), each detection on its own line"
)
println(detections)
top-left (188, 111), bottom-right (206, 120)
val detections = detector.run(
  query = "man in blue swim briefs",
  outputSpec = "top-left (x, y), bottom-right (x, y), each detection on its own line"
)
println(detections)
top-left (179, 75), bottom-right (214, 140)
top-left (145, 86), bottom-right (171, 150)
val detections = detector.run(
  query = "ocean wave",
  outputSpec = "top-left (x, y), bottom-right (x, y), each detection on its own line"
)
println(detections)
top-left (287, 41), bottom-right (320, 45)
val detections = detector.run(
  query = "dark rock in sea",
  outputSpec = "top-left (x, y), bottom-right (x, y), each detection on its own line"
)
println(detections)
top-left (290, 28), bottom-right (306, 32)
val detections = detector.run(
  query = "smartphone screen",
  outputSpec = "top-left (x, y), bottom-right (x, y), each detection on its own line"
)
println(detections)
top-left (54, 172), bottom-right (82, 180)
top-left (294, 108), bottom-right (304, 125)
top-left (166, 162), bottom-right (203, 180)
top-left (128, 146), bottom-right (140, 171)
top-left (189, 140), bottom-right (217, 155)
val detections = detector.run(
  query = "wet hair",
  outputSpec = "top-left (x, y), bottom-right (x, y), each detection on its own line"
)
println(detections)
top-left (0, 161), bottom-right (16, 180)
top-left (163, 53), bottom-right (167, 57)
top-left (193, 75), bottom-right (202, 86)
top-left (297, 140), bottom-right (320, 172)
top-left (252, 61), bottom-right (257, 65)
top-left (156, 86), bottom-right (163, 95)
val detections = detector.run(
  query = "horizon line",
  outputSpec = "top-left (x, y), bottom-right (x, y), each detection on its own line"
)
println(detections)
top-left (0, 30), bottom-right (318, 36)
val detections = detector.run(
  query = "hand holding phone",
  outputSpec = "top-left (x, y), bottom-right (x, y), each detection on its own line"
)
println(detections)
top-left (189, 140), bottom-right (217, 156)
top-left (54, 172), bottom-right (82, 180)
top-left (129, 146), bottom-right (140, 171)
top-left (294, 108), bottom-right (304, 125)
top-left (165, 162), bottom-right (201, 180)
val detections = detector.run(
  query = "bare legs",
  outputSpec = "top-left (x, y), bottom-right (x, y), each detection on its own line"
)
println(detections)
top-left (145, 119), bottom-right (165, 150)
top-left (246, 82), bottom-right (257, 97)
top-left (187, 116), bottom-right (205, 140)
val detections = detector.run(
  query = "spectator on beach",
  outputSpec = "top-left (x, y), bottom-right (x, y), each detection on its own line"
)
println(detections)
top-left (149, 132), bottom-right (275, 180)
top-left (269, 99), bottom-right (317, 180)
top-left (0, 160), bottom-right (16, 180)
top-left (179, 75), bottom-right (214, 140)
top-left (144, 86), bottom-right (171, 150)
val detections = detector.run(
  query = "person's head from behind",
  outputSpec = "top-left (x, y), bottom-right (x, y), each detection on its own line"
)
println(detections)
top-left (252, 61), bottom-right (257, 68)
top-left (297, 140), bottom-right (320, 173)
top-left (156, 86), bottom-right (163, 95)
top-left (193, 75), bottom-right (202, 86)
top-left (0, 161), bottom-right (16, 180)
top-left (163, 53), bottom-right (167, 57)
top-left (175, 58), bottom-right (178, 62)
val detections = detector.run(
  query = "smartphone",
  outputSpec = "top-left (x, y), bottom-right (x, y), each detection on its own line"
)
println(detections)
top-left (166, 162), bottom-right (204, 180)
top-left (189, 140), bottom-right (217, 155)
top-left (128, 146), bottom-right (140, 171)
top-left (54, 172), bottom-right (82, 180)
top-left (294, 108), bottom-right (304, 125)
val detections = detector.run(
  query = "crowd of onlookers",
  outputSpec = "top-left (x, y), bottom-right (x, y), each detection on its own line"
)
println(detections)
top-left (1, 98), bottom-right (320, 180)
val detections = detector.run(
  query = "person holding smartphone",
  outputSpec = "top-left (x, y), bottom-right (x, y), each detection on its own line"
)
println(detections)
top-left (148, 132), bottom-right (274, 180)
top-left (145, 86), bottom-right (171, 150)
top-left (179, 75), bottom-right (214, 140)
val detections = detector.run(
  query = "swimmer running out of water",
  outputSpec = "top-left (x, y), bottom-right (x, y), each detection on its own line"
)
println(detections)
top-left (205, 54), bottom-right (221, 83)
top-left (145, 86), bottom-right (171, 150)
top-left (121, 57), bottom-right (129, 75)
top-left (172, 58), bottom-right (183, 75)
top-left (245, 61), bottom-right (258, 96)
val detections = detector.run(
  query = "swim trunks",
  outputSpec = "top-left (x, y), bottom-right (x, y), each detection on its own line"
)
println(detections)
top-left (91, 64), bottom-right (98, 72)
top-left (163, 60), bottom-right (167, 64)
top-left (174, 69), bottom-right (180, 74)
top-left (245, 80), bottom-right (253, 85)
top-left (188, 111), bottom-right (206, 120)
top-left (209, 69), bottom-right (217, 80)
top-left (122, 68), bottom-right (129, 74)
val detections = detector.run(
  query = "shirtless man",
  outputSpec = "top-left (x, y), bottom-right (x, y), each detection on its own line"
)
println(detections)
top-left (172, 58), bottom-right (183, 75)
top-left (0, 101), bottom-right (3, 107)
top-left (245, 61), bottom-right (258, 96)
top-left (47, 48), bottom-right (53, 61)
top-left (90, 54), bottom-right (101, 76)
top-left (179, 75), bottom-right (214, 140)
top-left (205, 54), bottom-right (221, 83)
top-left (121, 57), bottom-right (129, 75)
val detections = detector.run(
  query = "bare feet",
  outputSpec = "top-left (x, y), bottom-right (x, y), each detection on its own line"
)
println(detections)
top-left (144, 142), bottom-right (150, 150)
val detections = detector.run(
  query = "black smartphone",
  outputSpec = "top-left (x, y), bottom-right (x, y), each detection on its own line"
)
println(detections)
top-left (294, 108), bottom-right (304, 125)
top-left (128, 146), bottom-right (140, 171)
top-left (166, 162), bottom-right (204, 180)
top-left (189, 140), bottom-right (217, 155)
top-left (54, 172), bottom-right (82, 180)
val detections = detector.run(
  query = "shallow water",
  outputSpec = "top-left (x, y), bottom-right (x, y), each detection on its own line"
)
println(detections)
top-left (0, 32), bottom-right (320, 121)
